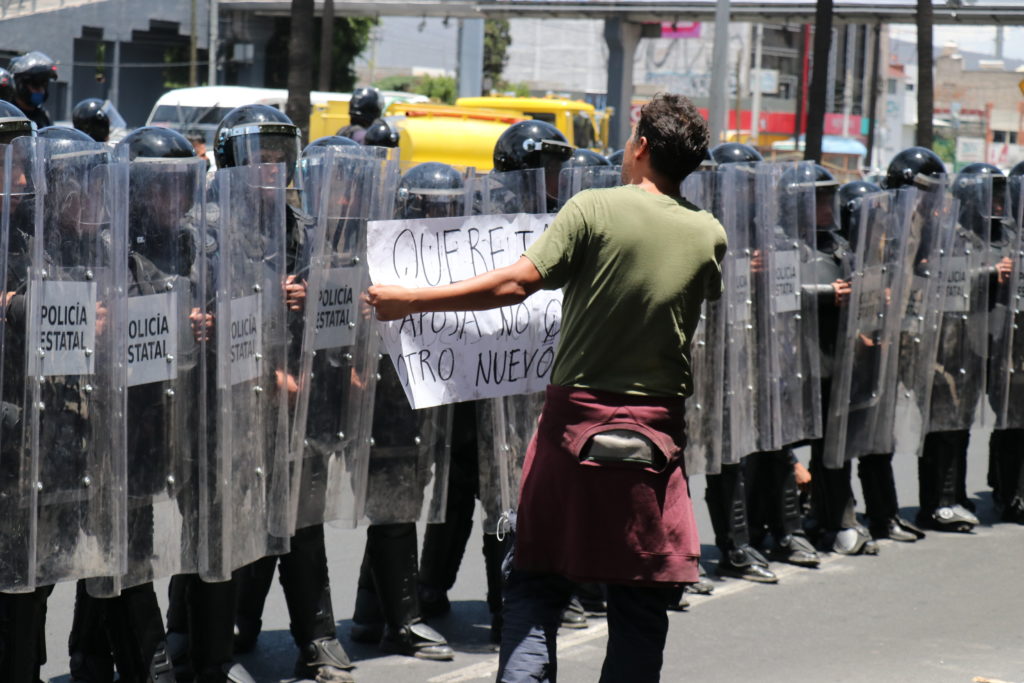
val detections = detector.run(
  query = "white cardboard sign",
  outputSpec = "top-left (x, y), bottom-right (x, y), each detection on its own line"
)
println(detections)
top-left (367, 213), bottom-right (561, 409)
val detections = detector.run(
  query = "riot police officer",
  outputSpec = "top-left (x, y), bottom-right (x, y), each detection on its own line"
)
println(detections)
top-left (67, 125), bottom-right (200, 683)
top-left (802, 166), bottom-right (882, 555)
top-left (989, 160), bottom-right (1024, 523)
top-left (916, 162), bottom-right (1008, 533)
top-left (8, 51), bottom-right (58, 129)
top-left (0, 102), bottom-right (48, 683)
top-left (704, 142), bottom-right (775, 582)
top-left (831, 180), bottom-right (925, 543)
top-left (363, 119), bottom-right (400, 148)
top-left (492, 119), bottom-right (573, 211)
top-left (337, 87), bottom-right (383, 144)
top-left (72, 98), bottom-right (111, 143)
top-left (350, 162), bottom-right (458, 661)
top-left (212, 105), bottom-right (356, 682)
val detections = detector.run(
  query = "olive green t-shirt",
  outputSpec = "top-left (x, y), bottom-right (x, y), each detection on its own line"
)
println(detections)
top-left (524, 183), bottom-right (727, 398)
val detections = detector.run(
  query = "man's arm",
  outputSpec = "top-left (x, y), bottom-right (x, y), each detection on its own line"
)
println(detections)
top-left (366, 255), bottom-right (545, 321)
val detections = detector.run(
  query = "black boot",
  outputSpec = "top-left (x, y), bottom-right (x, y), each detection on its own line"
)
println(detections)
top-left (278, 525), bottom-right (354, 682)
top-left (350, 546), bottom-right (384, 644)
top-left (918, 431), bottom-right (977, 532)
top-left (69, 581), bottom-right (115, 683)
top-left (367, 523), bottom-right (454, 661)
top-left (0, 586), bottom-right (53, 683)
top-left (482, 532), bottom-right (508, 645)
top-left (104, 583), bottom-right (174, 683)
top-left (233, 555), bottom-right (277, 654)
top-left (169, 574), bottom-right (256, 683)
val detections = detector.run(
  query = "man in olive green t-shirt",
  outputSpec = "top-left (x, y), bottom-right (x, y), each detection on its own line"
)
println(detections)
top-left (526, 182), bottom-right (725, 398)
top-left (368, 93), bottom-right (726, 683)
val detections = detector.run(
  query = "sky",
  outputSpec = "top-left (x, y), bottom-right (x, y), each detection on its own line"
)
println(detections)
top-left (889, 24), bottom-right (1024, 61)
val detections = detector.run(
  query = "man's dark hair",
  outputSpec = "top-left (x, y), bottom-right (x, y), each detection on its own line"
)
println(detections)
top-left (634, 93), bottom-right (709, 185)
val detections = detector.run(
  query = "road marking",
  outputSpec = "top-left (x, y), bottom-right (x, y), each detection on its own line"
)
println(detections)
top-left (428, 544), bottom-right (898, 683)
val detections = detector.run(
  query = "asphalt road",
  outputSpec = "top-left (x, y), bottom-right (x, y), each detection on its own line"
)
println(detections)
top-left (41, 411), bottom-right (1024, 683)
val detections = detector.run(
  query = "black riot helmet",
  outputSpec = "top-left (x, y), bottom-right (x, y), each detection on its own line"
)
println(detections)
top-left (349, 87), bottom-right (383, 128)
top-left (214, 104), bottom-right (300, 178)
top-left (606, 149), bottom-right (624, 165)
top-left (37, 125), bottom-right (94, 147)
top-left (493, 120), bottom-right (573, 173)
top-left (116, 127), bottom-right (200, 250)
top-left (781, 163), bottom-right (839, 230)
top-left (953, 162), bottom-right (1006, 241)
top-left (306, 134), bottom-right (360, 150)
top-left (710, 142), bottom-right (763, 165)
top-left (1007, 160), bottom-right (1024, 223)
top-left (72, 98), bottom-right (110, 142)
top-left (116, 126), bottom-right (195, 161)
top-left (9, 51), bottom-right (58, 108)
top-left (0, 99), bottom-right (34, 144)
top-left (0, 68), bottom-right (13, 103)
top-left (396, 162), bottom-right (465, 219)
top-left (566, 148), bottom-right (611, 167)
top-left (884, 146), bottom-right (945, 190)
top-left (364, 119), bottom-right (400, 148)
top-left (837, 180), bottom-right (881, 246)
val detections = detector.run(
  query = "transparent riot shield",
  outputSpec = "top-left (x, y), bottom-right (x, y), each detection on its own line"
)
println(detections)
top-left (925, 177), bottom-right (995, 433)
top-left (467, 167), bottom-right (549, 530)
top-left (716, 164), bottom-right (761, 463)
top-left (361, 162), bottom-right (466, 526)
top-left (894, 182), bottom-right (955, 454)
top-left (87, 154), bottom-right (208, 597)
top-left (824, 189), bottom-right (918, 467)
top-left (756, 162), bottom-right (822, 448)
top-left (0, 138), bottom-right (35, 591)
top-left (556, 165), bottom-right (621, 208)
top-left (472, 168), bottom-right (546, 215)
top-left (362, 355), bottom-right (453, 525)
top-left (991, 179), bottom-right (1024, 429)
top-left (21, 137), bottom-right (127, 589)
top-left (478, 391), bottom-right (544, 533)
top-left (289, 145), bottom-right (399, 531)
top-left (200, 163), bottom-right (290, 582)
top-left (680, 170), bottom-right (724, 475)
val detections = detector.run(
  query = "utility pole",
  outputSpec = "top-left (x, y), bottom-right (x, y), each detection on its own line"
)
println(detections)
top-left (189, 0), bottom-right (198, 86)
top-left (707, 0), bottom-right (732, 144)
top-left (208, 0), bottom-right (219, 85)
top-left (751, 23), bottom-right (764, 146)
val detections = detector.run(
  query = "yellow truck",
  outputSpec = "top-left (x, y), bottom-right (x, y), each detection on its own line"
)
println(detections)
top-left (310, 100), bottom-right (525, 171)
top-left (307, 95), bottom-right (609, 169)
top-left (455, 96), bottom-right (609, 152)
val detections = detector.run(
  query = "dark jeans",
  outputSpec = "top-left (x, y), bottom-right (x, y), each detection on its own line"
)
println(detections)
top-left (497, 569), bottom-right (673, 683)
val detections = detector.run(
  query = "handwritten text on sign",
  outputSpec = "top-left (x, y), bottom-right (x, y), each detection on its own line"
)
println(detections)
top-left (367, 213), bottom-right (561, 409)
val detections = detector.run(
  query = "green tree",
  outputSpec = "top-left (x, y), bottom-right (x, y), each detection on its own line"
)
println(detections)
top-left (483, 19), bottom-right (511, 89)
top-left (415, 75), bottom-right (457, 104)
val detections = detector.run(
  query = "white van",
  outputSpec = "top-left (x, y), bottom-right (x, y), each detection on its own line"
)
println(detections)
top-left (147, 85), bottom-right (427, 147)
